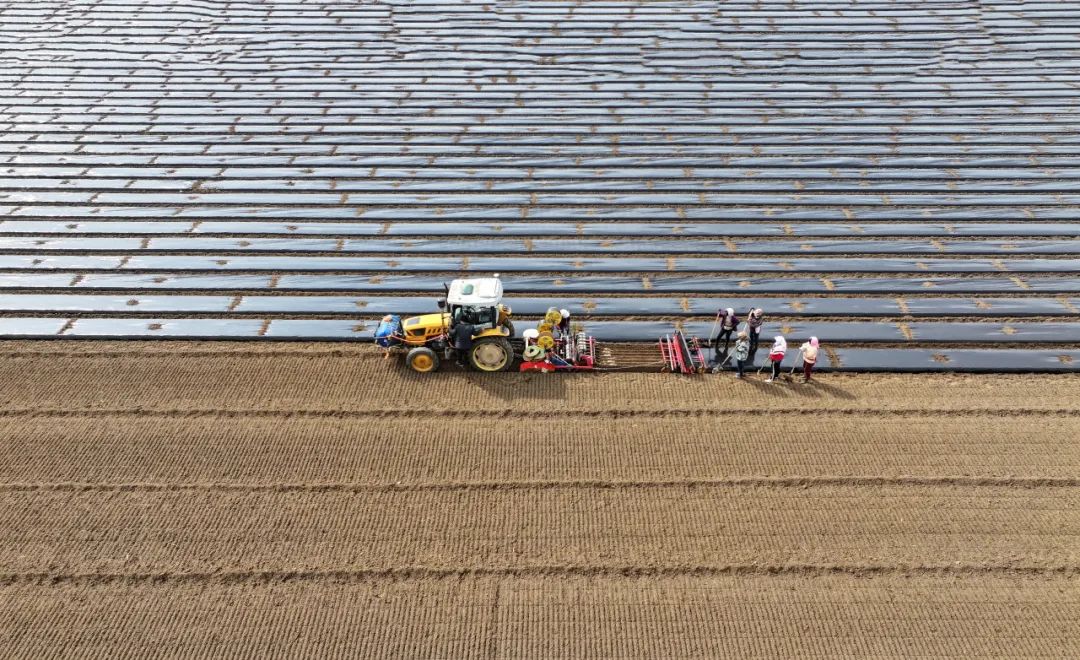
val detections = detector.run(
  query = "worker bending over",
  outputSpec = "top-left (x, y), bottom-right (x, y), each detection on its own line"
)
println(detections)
top-left (558, 309), bottom-right (571, 336)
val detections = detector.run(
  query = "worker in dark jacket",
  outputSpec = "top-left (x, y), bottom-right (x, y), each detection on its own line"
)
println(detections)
top-left (745, 307), bottom-right (765, 360)
top-left (557, 309), bottom-right (571, 336)
top-left (452, 322), bottom-right (475, 367)
top-left (712, 307), bottom-right (739, 362)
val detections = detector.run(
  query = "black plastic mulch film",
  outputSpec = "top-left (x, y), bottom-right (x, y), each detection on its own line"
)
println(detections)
top-left (1, 1), bottom-right (1079, 371)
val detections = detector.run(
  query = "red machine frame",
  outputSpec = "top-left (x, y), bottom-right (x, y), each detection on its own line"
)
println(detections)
top-left (659, 330), bottom-right (707, 374)
top-left (519, 332), bottom-right (598, 372)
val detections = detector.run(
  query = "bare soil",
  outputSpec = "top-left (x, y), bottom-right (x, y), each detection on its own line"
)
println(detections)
top-left (0, 341), bottom-right (1077, 657)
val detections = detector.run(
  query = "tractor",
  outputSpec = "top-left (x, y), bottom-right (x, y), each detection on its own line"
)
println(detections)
top-left (375, 276), bottom-right (515, 373)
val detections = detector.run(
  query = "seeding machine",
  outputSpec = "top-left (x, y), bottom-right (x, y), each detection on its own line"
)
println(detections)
top-left (375, 276), bottom-right (708, 374)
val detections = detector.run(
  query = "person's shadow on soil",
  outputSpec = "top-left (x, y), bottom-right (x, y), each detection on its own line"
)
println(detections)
top-left (739, 374), bottom-right (856, 401)
top-left (802, 378), bottom-right (857, 400)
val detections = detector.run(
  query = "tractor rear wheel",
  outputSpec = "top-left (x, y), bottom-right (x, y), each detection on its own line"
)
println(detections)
top-left (406, 346), bottom-right (440, 373)
top-left (501, 319), bottom-right (515, 337)
top-left (469, 337), bottom-right (514, 372)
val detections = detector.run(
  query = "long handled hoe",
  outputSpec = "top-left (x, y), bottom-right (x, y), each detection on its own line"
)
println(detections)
top-left (707, 310), bottom-right (722, 345)
top-left (711, 351), bottom-right (734, 373)
top-left (706, 310), bottom-right (722, 363)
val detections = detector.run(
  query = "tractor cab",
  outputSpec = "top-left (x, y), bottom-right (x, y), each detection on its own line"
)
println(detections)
top-left (434, 276), bottom-right (514, 372)
top-left (442, 276), bottom-right (513, 335)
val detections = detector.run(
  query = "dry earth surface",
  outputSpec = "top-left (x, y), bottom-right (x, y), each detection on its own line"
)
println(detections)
top-left (0, 341), bottom-right (1078, 657)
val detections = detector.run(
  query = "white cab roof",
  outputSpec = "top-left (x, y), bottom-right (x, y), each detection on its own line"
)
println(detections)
top-left (446, 277), bottom-right (503, 306)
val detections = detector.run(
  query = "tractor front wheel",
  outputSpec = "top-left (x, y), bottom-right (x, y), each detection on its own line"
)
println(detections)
top-left (406, 346), bottom-right (440, 373)
top-left (469, 337), bottom-right (514, 372)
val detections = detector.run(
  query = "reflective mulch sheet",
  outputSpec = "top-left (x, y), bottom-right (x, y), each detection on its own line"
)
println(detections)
top-left (1, 0), bottom-right (1079, 370)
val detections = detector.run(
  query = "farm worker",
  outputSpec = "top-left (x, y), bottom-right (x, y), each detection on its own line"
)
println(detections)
top-left (765, 335), bottom-right (786, 383)
top-left (558, 309), bottom-right (571, 336)
top-left (712, 307), bottom-right (739, 360)
top-left (452, 321), bottom-right (475, 367)
top-left (799, 336), bottom-right (820, 382)
top-left (733, 330), bottom-right (751, 379)
top-left (745, 307), bottom-right (765, 360)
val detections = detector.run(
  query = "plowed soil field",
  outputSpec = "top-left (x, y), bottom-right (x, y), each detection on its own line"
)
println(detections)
top-left (1, 341), bottom-right (1078, 657)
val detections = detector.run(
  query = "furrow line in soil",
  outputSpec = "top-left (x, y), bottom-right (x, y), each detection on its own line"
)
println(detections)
top-left (3, 564), bottom-right (1079, 588)
top-left (0, 407), bottom-right (1076, 419)
top-left (1, 477), bottom-right (1078, 493)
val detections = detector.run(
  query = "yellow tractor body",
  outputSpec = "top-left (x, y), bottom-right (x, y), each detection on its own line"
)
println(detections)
top-left (399, 312), bottom-right (509, 346)
top-left (399, 312), bottom-right (451, 346)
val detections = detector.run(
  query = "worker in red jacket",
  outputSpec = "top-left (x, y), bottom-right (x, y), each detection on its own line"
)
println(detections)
top-left (765, 335), bottom-right (786, 383)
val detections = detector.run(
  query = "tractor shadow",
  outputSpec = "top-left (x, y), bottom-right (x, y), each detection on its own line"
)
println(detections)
top-left (386, 360), bottom-right (571, 403)
top-left (456, 365), bottom-right (571, 403)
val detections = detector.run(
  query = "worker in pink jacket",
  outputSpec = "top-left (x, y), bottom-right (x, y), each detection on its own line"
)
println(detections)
top-left (798, 336), bottom-right (820, 382)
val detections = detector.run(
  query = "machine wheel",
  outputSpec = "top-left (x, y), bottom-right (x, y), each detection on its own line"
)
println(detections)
top-left (522, 344), bottom-right (544, 361)
top-left (406, 346), bottom-right (440, 373)
top-left (469, 337), bottom-right (514, 372)
top-left (500, 319), bottom-right (515, 337)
